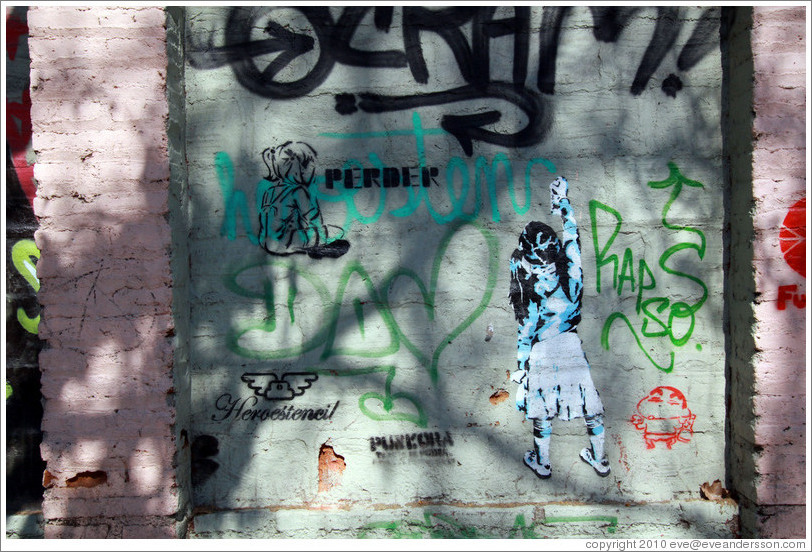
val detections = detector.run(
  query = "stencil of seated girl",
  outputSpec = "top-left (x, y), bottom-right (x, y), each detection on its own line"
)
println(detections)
top-left (258, 141), bottom-right (349, 259)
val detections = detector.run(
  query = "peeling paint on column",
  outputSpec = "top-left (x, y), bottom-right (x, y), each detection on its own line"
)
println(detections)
top-left (65, 471), bottom-right (108, 489)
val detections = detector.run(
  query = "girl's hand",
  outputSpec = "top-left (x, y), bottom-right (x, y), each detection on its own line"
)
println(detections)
top-left (550, 177), bottom-right (569, 214)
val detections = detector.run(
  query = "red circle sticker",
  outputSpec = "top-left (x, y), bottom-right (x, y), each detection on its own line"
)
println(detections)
top-left (779, 197), bottom-right (806, 277)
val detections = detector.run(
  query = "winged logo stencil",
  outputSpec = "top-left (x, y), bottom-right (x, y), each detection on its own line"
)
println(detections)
top-left (241, 372), bottom-right (319, 400)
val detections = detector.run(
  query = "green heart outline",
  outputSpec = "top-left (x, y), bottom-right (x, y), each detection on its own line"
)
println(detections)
top-left (382, 220), bottom-right (500, 384)
top-left (314, 364), bottom-right (428, 427)
top-left (320, 261), bottom-right (400, 359)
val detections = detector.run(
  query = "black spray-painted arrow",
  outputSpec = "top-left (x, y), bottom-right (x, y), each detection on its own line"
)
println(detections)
top-left (345, 83), bottom-right (551, 156)
top-left (187, 20), bottom-right (315, 72)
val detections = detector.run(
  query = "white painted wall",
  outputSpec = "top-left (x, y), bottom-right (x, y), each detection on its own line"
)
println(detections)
top-left (183, 6), bottom-right (733, 537)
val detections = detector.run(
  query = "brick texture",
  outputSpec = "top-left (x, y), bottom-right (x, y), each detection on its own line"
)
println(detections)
top-left (747, 5), bottom-right (807, 538)
top-left (28, 6), bottom-right (185, 538)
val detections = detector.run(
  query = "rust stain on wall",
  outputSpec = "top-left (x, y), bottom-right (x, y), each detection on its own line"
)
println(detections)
top-left (489, 389), bottom-right (510, 405)
top-left (317, 443), bottom-right (346, 493)
top-left (611, 434), bottom-right (631, 473)
top-left (65, 470), bottom-right (107, 488)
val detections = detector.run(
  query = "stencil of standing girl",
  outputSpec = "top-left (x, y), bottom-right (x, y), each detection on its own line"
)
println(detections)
top-left (509, 176), bottom-right (609, 479)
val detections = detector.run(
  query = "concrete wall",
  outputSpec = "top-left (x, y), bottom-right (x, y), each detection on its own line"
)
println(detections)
top-left (181, 6), bottom-right (734, 538)
top-left (16, 4), bottom-right (806, 540)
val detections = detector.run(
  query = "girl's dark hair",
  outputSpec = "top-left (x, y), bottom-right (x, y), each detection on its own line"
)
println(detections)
top-left (510, 221), bottom-right (577, 322)
top-left (519, 221), bottom-right (559, 262)
top-left (263, 141), bottom-right (318, 185)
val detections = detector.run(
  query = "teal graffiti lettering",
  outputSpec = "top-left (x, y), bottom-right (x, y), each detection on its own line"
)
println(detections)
top-left (217, 114), bottom-right (556, 245)
top-left (216, 151), bottom-right (259, 245)
top-left (319, 112), bottom-right (556, 228)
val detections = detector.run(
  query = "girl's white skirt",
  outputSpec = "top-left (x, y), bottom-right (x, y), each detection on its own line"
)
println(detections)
top-left (522, 331), bottom-right (604, 421)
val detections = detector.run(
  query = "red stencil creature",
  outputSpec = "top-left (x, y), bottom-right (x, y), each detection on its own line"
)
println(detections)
top-left (630, 386), bottom-right (696, 450)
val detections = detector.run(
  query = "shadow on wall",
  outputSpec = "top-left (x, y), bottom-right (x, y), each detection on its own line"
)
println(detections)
top-left (180, 5), bottom-right (733, 538)
top-left (722, 6), bottom-right (807, 537)
top-left (30, 6), bottom-right (183, 537)
top-left (17, 4), bottom-right (754, 539)
top-left (5, 4), bottom-right (47, 519)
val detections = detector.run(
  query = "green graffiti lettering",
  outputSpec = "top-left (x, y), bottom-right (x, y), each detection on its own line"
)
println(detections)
top-left (636, 259), bottom-right (656, 313)
top-left (312, 365), bottom-right (427, 427)
top-left (640, 297), bottom-right (671, 338)
top-left (359, 512), bottom-right (619, 538)
top-left (667, 301), bottom-right (696, 347)
top-left (224, 222), bottom-right (498, 425)
top-left (602, 312), bottom-right (675, 372)
top-left (649, 161), bottom-right (706, 258)
top-left (353, 298), bottom-right (366, 338)
top-left (660, 242), bottom-right (709, 316)
top-left (358, 511), bottom-right (493, 539)
top-left (589, 200), bottom-right (622, 293)
top-left (320, 261), bottom-right (399, 359)
top-left (544, 515), bottom-right (619, 534)
top-left (618, 247), bottom-right (636, 295)
top-left (593, 163), bottom-right (707, 372)
top-left (225, 258), bottom-right (333, 359)
top-left (382, 220), bottom-right (500, 384)
top-left (509, 514), bottom-right (537, 539)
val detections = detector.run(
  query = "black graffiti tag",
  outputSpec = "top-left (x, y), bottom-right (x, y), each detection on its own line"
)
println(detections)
top-left (188, 6), bottom-right (720, 152)
top-left (189, 7), bottom-right (409, 98)
top-left (188, 7), bottom-right (545, 154)
top-left (345, 83), bottom-right (551, 156)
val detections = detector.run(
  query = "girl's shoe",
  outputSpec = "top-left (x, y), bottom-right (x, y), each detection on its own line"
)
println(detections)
top-left (579, 447), bottom-right (611, 477)
top-left (524, 449), bottom-right (552, 479)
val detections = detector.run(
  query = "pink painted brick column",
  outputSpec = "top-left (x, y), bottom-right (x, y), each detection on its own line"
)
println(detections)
top-left (749, 6), bottom-right (807, 539)
top-left (29, 7), bottom-right (188, 538)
